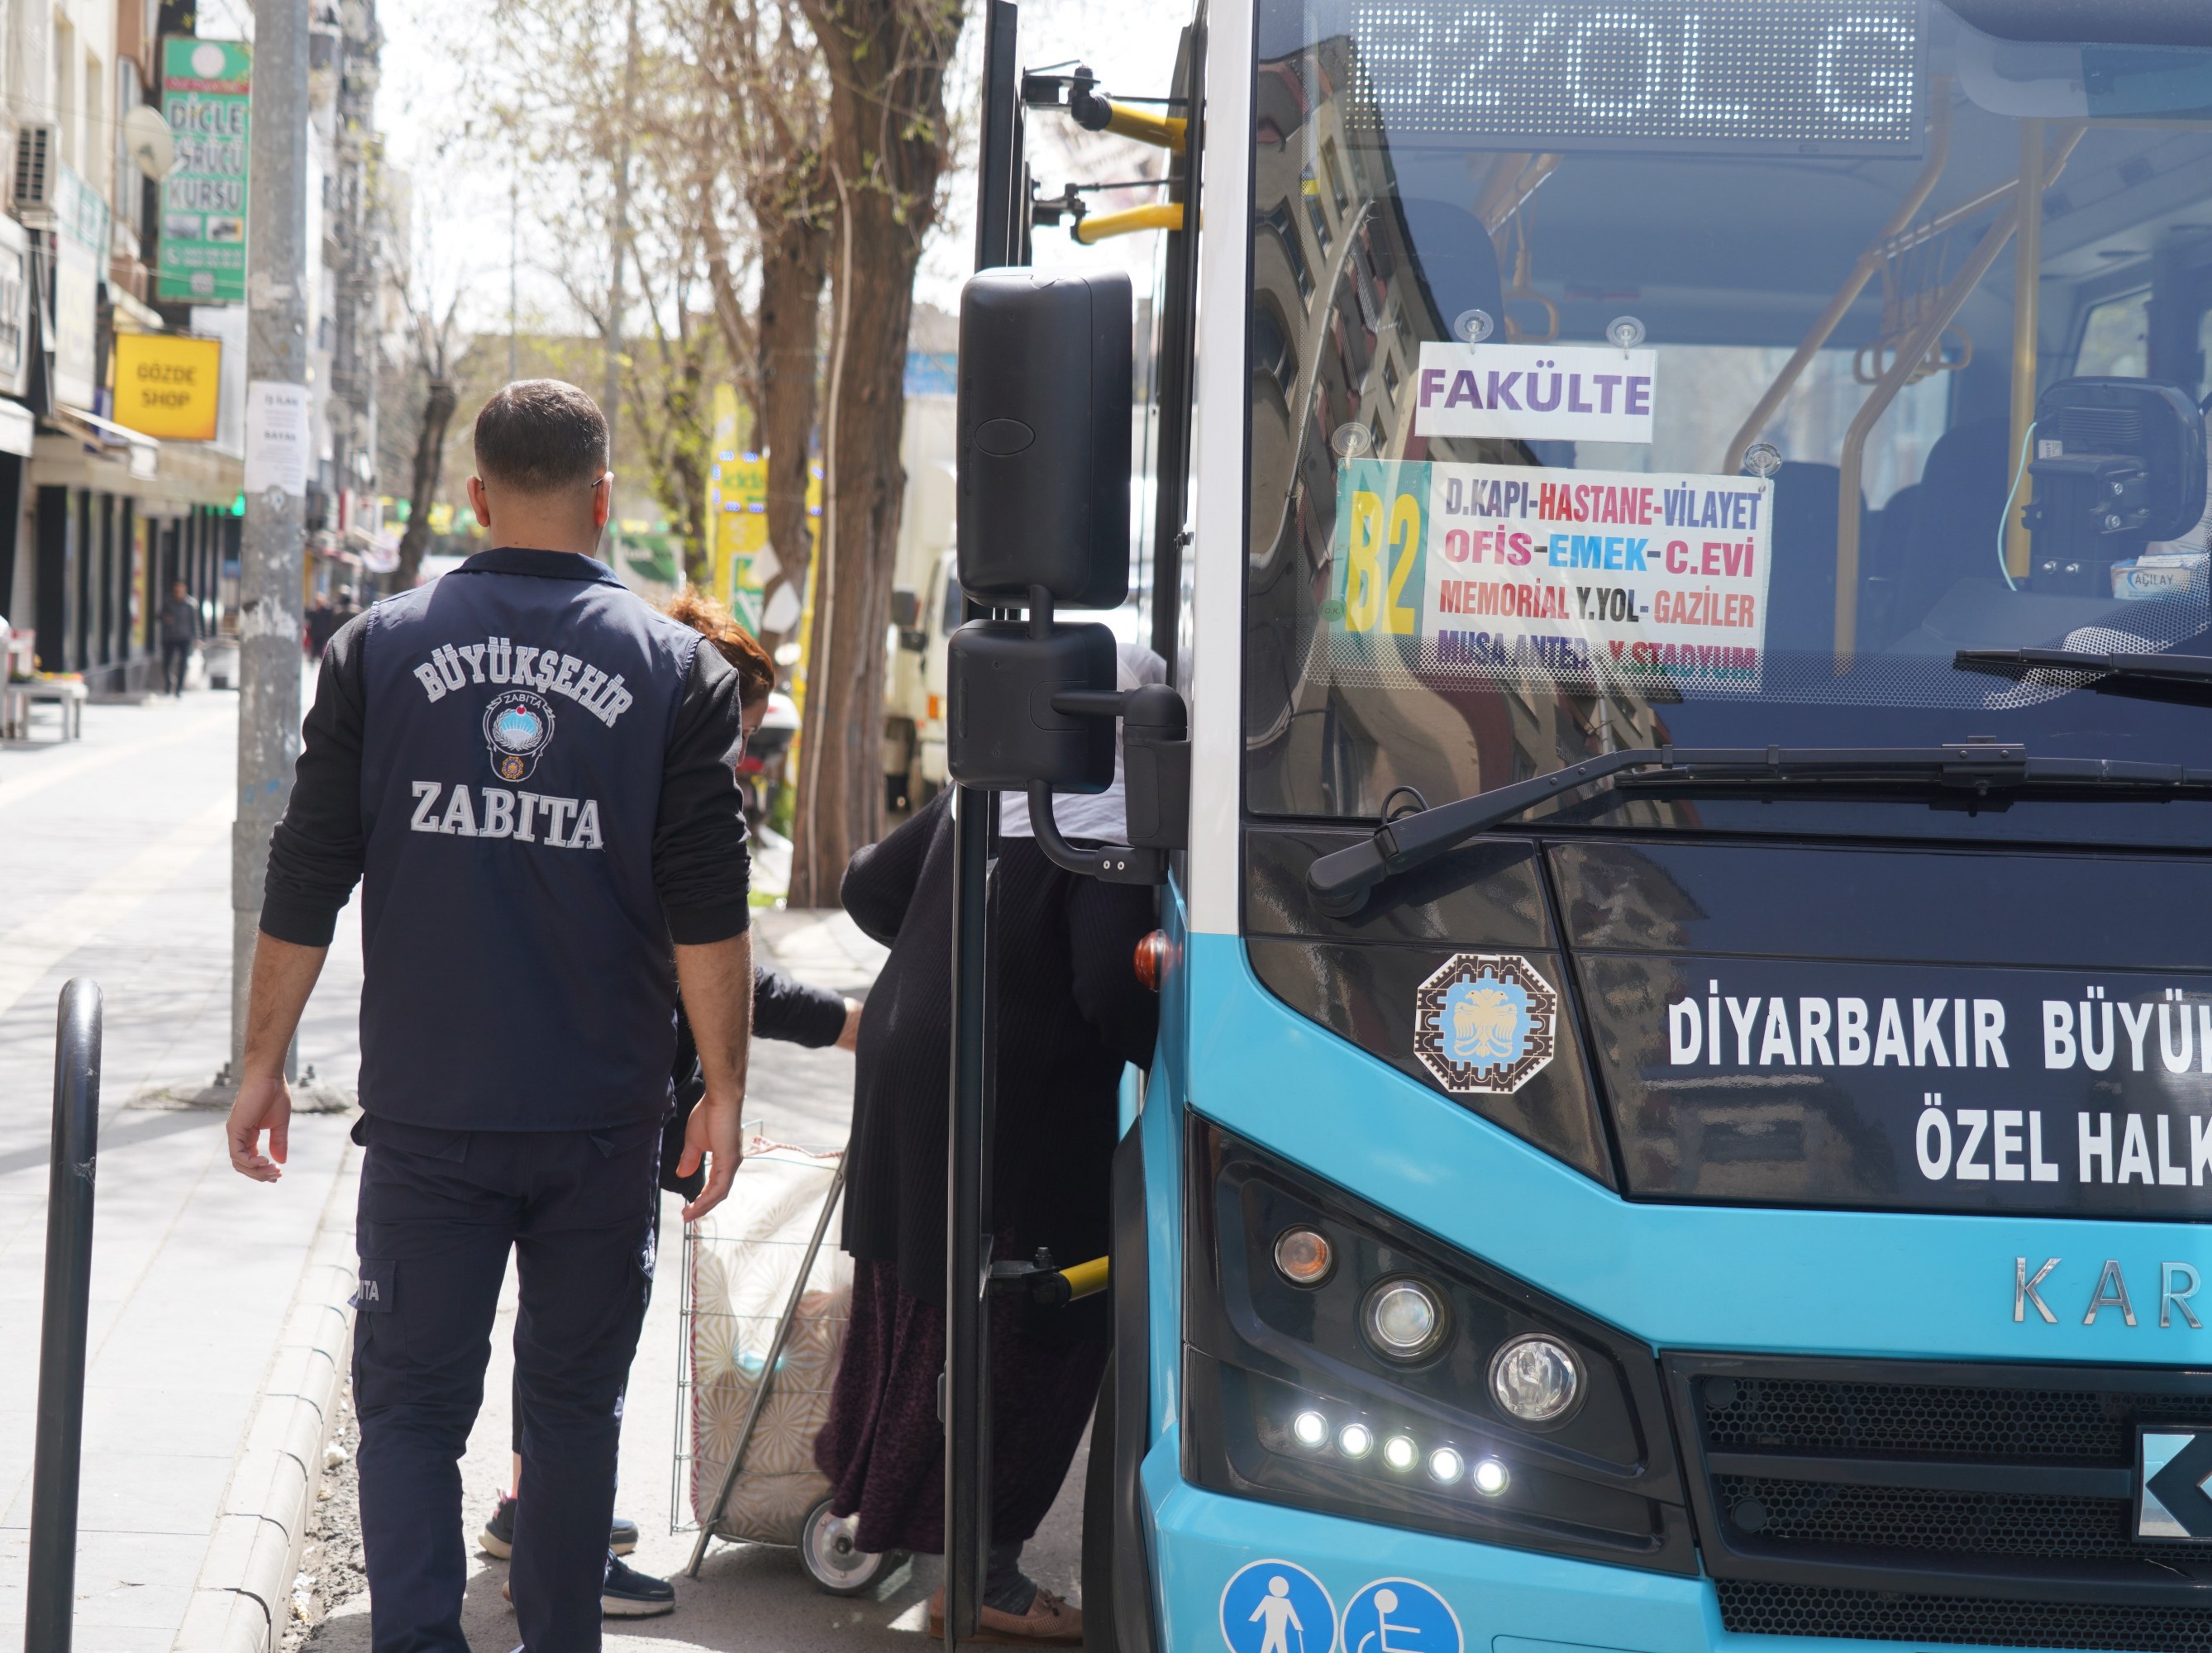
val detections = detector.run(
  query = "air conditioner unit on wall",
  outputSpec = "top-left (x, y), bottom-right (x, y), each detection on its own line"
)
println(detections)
top-left (12, 123), bottom-right (56, 226)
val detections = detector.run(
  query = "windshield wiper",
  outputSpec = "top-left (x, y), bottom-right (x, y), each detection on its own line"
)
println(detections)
top-left (1305, 742), bottom-right (2212, 916)
top-left (1956, 647), bottom-right (2212, 695)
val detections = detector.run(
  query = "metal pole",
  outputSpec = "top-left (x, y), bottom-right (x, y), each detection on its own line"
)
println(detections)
top-left (231, 0), bottom-right (312, 1078)
top-left (945, 8), bottom-right (1021, 1646)
top-left (508, 150), bottom-right (520, 384)
top-left (603, 0), bottom-right (640, 574)
top-left (26, 979), bottom-right (102, 1653)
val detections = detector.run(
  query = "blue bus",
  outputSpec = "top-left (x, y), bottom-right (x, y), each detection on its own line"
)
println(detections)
top-left (941, 4), bottom-right (2212, 1653)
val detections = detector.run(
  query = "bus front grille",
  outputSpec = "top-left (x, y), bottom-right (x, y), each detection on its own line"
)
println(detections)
top-left (1664, 1355), bottom-right (2212, 1651)
top-left (1714, 1582), bottom-right (2212, 1653)
top-left (1702, 1375), bottom-right (2212, 1464)
top-left (1711, 1474), bottom-right (2138, 1561)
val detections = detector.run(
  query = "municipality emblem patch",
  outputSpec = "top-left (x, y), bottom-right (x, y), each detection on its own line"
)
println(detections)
top-left (483, 689), bottom-right (556, 783)
top-left (1413, 952), bottom-right (1558, 1095)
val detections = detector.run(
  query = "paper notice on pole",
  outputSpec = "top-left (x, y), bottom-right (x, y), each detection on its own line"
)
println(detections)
top-left (244, 379), bottom-right (309, 497)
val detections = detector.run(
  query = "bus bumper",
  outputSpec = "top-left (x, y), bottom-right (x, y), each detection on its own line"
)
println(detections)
top-left (1140, 1431), bottom-right (2090, 1653)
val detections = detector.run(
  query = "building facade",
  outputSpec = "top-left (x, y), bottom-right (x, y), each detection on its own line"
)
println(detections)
top-left (0, 0), bottom-right (384, 693)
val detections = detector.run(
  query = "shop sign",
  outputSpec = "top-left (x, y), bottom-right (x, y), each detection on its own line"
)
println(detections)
top-left (158, 37), bottom-right (250, 303)
top-left (0, 215), bottom-right (29, 397)
top-left (112, 331), bottom-right (222, 440)
top-left (50, 163), bottom-right (109, 411)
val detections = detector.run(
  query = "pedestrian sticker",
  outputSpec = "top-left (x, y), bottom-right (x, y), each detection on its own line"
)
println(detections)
top-left (1222, 1560), bottom-right (1336, 1653)
top-left (1342, 1579), bottom-right (1462, 1653)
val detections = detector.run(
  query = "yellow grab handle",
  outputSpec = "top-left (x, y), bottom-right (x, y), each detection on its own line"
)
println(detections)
top-left (1060, 1255), bottom-right (1110, 1300)
top-left (1104, 104), bottom-right (1187, 150)
top-left (1074, 203), bottom-right (1184, 245)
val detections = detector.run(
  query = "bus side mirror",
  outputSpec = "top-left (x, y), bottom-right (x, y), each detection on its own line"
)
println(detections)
top-left (947, 614), bottom-right (1186, 886)
top-left (956, 267), bottom-right (1132, 608)
top-left (946, 619), bottom-right (1118, 792)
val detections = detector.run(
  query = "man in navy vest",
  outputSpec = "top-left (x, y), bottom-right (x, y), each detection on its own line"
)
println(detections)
top-left (226, 379), bottom-right (753, 1653)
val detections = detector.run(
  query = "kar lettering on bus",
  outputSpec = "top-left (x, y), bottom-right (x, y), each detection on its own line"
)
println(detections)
top-left (2014, 1257), bottom-right (2205, 1330)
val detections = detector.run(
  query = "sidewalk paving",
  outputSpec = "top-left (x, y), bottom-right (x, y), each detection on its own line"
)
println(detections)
top-left (0, 686), bottom-right (365, 1653)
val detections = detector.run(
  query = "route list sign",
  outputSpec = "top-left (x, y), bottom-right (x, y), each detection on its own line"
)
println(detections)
top-left (1327, 459), bottom-right (1773, 689)
top-left (159, 37), bottom-right (250, 304)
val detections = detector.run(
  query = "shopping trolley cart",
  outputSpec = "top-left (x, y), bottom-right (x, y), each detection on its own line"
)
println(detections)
top-left (675, 1131), bottom-right (906, 1593)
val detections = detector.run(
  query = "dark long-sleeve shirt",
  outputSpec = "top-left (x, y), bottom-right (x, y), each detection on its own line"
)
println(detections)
top-left (660, 964), bottom-right (849, 1196)
top-left (839, 790), bottom-right (1160, 1303)
top-left (159, 596), bottom-right (200, 645)
top-left (260, 602), bottom-right (753, 950)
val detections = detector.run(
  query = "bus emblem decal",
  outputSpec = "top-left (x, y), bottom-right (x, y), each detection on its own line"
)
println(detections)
top-left (1414, 953), bottom-right (1558, 1095)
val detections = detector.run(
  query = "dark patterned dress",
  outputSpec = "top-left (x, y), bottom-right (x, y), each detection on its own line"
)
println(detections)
top-left (814, 793), bottom-right (1158, 1553)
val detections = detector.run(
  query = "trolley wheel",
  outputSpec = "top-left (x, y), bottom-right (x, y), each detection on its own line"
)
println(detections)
top-left (799, 1496), bottom-right (904, 1596)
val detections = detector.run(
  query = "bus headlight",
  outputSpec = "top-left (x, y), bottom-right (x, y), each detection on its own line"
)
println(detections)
top-left (1185, 1119), bottom-right (1694, 1574)
top-left (1364, 1279), bottom-right (1447, 1360)
top-left (1490, 1335), bottom-right (1582, 1424)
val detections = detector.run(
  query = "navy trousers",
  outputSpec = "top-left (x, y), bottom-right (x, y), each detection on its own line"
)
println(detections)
top-left (351, 1115), bottom-right (660, 1653)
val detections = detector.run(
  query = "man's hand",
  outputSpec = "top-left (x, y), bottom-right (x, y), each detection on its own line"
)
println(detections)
top-left (227, 1074), bottom-right (293, 1182)
top-left (676, 1090), bottom-right (743, 1222)
top-left (227, 932), bottom-right (328, 1183)
top-left (836, 998), bottom-right (863, 1052)
top-left (675, 930), bottom-right (754, 1223)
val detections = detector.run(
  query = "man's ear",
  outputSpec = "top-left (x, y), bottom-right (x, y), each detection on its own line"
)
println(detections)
top-left (593, 472), bottom-right (614, 531)
top-left (467, 476), bottom-right (493, 528)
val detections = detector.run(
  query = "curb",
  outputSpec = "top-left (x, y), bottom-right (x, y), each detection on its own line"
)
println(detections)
top-left (174, 1140), bottom-right (361, 1653)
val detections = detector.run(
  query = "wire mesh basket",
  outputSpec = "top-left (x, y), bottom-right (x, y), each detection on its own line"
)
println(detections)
top-left (673, 1129), bottom-right (850, 1548)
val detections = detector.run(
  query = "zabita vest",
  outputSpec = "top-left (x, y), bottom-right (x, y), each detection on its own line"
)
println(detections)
top-left (354, 549), bottom-right (699, 1131)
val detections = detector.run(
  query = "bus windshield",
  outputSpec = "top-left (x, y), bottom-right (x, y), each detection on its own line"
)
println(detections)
top-left (1245, 0), bottom-right (2212, 846)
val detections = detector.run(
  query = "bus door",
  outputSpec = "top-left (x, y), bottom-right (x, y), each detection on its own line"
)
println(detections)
top-left (940, 8), bottom-right (1196, 1651)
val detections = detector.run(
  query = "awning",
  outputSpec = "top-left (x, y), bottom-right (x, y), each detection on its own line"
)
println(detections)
top-left (49, 404), bottom-right (159, 479)
top-left (0, 398), bottom-right (34, 458)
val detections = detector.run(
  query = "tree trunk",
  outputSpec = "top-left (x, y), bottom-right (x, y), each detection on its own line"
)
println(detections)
top-left (397, 374), bottom-right (458, 588)
top-left (785, 0), bottom-right (963, 907)
top-left (755, 199), bottom-right (828, 651)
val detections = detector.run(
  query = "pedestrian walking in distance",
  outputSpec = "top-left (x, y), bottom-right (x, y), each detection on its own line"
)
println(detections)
top-left (159, 579), bottom-right (198, 695)
top-left (226, 379), bottom-right (755, 1653)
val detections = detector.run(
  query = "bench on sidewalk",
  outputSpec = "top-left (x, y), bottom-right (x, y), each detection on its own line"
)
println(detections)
top-left (2, 678), bottom-right (88, 741)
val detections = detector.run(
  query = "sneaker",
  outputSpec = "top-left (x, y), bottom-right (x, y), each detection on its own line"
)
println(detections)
top-left (927, 1586), bottom-right (1084, 1646)
top-left (603, 1554), bottom-right (676, 1618)
top-left (479, 1498), bottom-right (641, 1558)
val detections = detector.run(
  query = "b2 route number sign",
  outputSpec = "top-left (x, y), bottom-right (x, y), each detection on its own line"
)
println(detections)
top-left (1328, 458), bottom-right (1773, 690)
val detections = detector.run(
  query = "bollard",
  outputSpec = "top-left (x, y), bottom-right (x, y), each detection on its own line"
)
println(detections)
top-left (26, 979), bottom-right (101, 1653)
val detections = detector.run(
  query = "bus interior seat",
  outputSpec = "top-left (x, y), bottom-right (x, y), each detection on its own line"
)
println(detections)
top-left (1862, 482), bottom-right (1923, 645)
top-left (1887, 417), bottom-right (2013, 643)
top-left (1765, 462), bottom-right (1856, 656)
top-left (1395, 198), bottom-right (1505, 345)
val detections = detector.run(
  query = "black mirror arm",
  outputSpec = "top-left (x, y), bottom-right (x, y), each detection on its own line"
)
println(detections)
top-left (1051, 688), bottom-right (1129, 719)
top-left (1307, 749), bottom-right (1665, 917)
top-left (1025, 784), bottom-right (1166, 884)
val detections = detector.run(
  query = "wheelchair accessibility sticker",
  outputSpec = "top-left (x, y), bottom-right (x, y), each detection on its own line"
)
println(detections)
top-left (1222, 1560), bottom-right (1337, 1653)
top-left (1342, 1578), bottom-right (1462, 1653)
